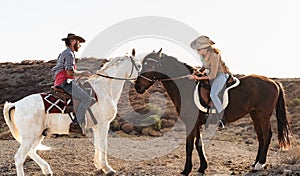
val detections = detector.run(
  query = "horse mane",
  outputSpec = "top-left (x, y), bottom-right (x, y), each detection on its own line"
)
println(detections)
top-left (160, 52), bottom-right (194, 74)
top-left (97, 56), bottom-right (127, 73)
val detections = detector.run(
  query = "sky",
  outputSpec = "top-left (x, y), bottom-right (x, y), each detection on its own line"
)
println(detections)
top-left (1, 0), bottom-right (299, 78)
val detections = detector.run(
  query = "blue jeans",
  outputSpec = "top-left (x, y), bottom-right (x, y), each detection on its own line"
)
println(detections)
top-left (57, 80), bottom-right (92, 125)
top-left (210, 73), bottom-right (228, 113)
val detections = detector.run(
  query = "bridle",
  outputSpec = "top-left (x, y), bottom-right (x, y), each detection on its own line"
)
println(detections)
top-left (96, 56), bottom-right (140, 80)
top-left (138, 58), bottom-right (188, 83)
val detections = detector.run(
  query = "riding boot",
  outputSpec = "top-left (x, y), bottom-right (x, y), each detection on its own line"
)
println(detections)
top-left (217, 111), bottom-right (225, 129)
top-left (69, 114), bottom-right (86, 136)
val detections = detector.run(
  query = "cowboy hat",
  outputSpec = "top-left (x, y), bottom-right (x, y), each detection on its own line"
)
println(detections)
top-left (190, 35), bottom-right (215, 50)
top-left (61, 33), bottom-right (85, 43)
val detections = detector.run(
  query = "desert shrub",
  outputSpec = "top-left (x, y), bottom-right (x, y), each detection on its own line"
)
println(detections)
top-left (288, 98), bottom-right (300, 107)
top-left (294, 106), bottom-right (300, 113)
top-left (110, 119), bottom-right (120, 131)
top-left (141, 114), bottom-right (162, 130)
top-left (145, 104), bottom-right (162, 115)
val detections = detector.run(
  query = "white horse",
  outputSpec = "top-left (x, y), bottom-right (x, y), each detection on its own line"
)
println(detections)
top-left (3, 49), bottom-right (141, 176)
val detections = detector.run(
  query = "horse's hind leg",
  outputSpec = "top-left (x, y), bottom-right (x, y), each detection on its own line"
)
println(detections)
top-left (28, 137), bottom-right (52, 175)
top-left (195, 126), bottom-right (208, 174)
top-left (15, 138), bottom-right (37, 176)
top-left (256, 113), bottom-right (272, 169)
top-left (250, 110), bottom-right (272, 170)
top-left (250, 111), bottom-right (264, 167)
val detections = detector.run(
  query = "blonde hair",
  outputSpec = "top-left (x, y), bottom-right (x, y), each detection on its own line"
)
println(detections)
top-left (207, 46), bottom-right (221, 55)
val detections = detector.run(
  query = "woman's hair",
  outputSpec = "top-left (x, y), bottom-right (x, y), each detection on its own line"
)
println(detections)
top-left (207, 46), bottom-right (221, 55)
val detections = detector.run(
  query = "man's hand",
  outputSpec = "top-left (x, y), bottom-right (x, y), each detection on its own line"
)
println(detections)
top-left (75, 70), bottom-right (92, 77)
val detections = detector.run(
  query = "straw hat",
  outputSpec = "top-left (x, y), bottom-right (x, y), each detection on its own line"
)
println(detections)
top-left (190, 35), bottom-right (215, 50)
top-left (61, 33), bottom-right (85, 43)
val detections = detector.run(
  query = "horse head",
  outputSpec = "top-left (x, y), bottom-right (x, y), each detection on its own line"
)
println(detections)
top-left (134, 49), bottom-right (167, 93)
top-left (134, 48), bottom-right (194, 94)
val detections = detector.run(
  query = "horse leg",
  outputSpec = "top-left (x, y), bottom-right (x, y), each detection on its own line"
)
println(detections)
top-left (250, 111), bottom-right (264, 167)
top-left (93, 123), bottom-right (115, 174)
top-left (14, 138), bottom-right (37, 176)
top-left (255, 114), bottom-right (272, 170)
top-left (195, 127), bottom-right (208, 174)
top-left (181, 132), bottom-right (196, 175)
top-left (28, 137), bottom-right (52, 175)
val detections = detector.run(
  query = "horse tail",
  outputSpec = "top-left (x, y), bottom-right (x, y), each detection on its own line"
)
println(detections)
top-left (275, 81), bottom-right (291, 150)
top-left (3, 102), bottom-right (21, 143)
top-left (3, 101), bottom-right (51, 151)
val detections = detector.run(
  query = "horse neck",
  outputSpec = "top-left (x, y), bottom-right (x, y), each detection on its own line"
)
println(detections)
top-left (160, 59), bottom-right (195, 113)
top-left (95, 59), bottom-right (132, 102)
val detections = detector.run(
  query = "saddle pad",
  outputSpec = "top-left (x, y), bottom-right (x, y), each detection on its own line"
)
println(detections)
top-left (194, 76), bottom-right (240, 113)
top-left (40, 93), bottom-right (72, 114)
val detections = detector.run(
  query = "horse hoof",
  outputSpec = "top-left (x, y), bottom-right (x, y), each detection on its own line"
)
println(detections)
top-left (105, 171), bottom-right (115, 176)
top-left (253, 162), bottom-right (266, 170)
top-left (180, 170), bottom-right (190, 176)
top-left (95, 169), bottom-right (116, 176)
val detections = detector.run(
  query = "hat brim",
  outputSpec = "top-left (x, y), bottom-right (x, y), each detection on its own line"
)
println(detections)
top-left (62, 36), bottom-right (85, 43)
top-left (190, 41), bottom-right (211, 50)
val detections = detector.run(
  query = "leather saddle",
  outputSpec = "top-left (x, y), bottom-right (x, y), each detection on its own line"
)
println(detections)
top-left (50, 80), bottom-right (98, 124)
top-left (197, 74), bottom-right (236, 109)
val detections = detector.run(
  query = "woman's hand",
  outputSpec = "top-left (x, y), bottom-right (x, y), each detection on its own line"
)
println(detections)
top-left (188, 74), bottom-right (198, 80)
top-left (188, 74), bottom-right (209, 81)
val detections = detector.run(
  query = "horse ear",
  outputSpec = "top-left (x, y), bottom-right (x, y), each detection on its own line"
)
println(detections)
top-left (157, 48), bottom-right (163, 58)
top-left (132, 48), bottom-right (135, 57)
top-left (158, 48), bottom-right (162, 54)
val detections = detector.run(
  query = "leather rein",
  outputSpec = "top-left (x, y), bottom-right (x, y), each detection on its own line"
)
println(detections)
top-left (95, 56), bottom-right (140, 81)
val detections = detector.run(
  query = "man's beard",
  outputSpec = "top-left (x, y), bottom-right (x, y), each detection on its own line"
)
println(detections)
top-left (74, 43), bottom-right (80, 52)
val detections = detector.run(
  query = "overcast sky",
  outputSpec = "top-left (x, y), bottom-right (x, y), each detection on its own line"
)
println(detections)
top-left (1, 0), bottom-right (299, 78)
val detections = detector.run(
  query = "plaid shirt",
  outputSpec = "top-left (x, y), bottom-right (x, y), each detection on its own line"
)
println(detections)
top-left (52, 47), bottom-right (76, 86)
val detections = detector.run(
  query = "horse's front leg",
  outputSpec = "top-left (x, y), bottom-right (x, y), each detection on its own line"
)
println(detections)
top-left (181, 133), bottom-right (195, 176)
top-left (93, 123), bottom-right (116, 174)
top-left (195, 127), bottom-right (208, 174)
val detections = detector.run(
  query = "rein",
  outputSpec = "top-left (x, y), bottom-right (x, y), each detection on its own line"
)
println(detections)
top-left (95, 73), bottom-right (136, 80)
top-left (139, 74), bottom-right (189, 82)
top-left (95, 56), bottom-right (139, 81)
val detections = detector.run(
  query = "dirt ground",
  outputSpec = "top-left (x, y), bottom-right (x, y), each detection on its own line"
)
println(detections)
top-left (1, 118), bottom-right (300, 176)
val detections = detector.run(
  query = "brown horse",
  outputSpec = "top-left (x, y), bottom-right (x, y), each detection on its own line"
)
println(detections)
top-left (134, 49), bottom-right (291, 175)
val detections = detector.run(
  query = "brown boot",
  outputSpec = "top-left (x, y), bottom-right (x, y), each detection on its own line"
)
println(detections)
top-left (69, 122), bottom-right (85, 136)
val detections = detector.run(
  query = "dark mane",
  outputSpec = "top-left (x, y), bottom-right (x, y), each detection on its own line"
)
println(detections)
top-left (160, 53), bottom-right (194, 75)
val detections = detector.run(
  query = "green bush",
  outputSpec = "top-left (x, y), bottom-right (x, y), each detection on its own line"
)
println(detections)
top-left (288, 98), bottom-right (300, 107)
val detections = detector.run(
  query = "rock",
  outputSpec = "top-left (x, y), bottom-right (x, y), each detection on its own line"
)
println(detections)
top-left (121, 123), bottom-right (134, 133)
top-left (161, 119), bottom-right (176, 128)
top-left (283, 169), bottom-right (293, 175)
top-left (141, 127), bottom-right (160, 137)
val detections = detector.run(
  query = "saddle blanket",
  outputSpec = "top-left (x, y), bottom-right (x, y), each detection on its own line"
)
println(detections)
top-left (40, 93), bottom-right (72, 114)
top-left (194, 76), bottom-right (240, 113)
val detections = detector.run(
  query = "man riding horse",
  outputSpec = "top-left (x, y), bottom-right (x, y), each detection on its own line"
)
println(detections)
top-left (52, 33), bottom-right (94, 134)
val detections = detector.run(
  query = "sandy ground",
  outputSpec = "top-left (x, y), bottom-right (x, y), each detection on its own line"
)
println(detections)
top-left (1, 119), bottom-right (300, 176)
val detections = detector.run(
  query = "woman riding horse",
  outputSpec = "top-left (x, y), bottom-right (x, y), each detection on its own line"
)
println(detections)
top-left (188, 36), bottom-right (230, 126)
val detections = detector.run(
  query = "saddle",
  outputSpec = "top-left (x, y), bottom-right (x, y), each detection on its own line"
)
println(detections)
top-left (50, 86), bottom-right (73, 113)
top-left (41, 80), bottom-right (98, 125)
top-left (197, 74), bottom-right (237, 110)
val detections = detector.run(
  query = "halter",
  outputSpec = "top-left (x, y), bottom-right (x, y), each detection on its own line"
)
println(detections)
top-left (96, 56), bottom-right (140, 80)
top-left (139, 57), bottom-right (189, 82)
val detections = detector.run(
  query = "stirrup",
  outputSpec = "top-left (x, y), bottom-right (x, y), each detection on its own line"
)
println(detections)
top-left (218, 120), bottom-right (225, 129)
